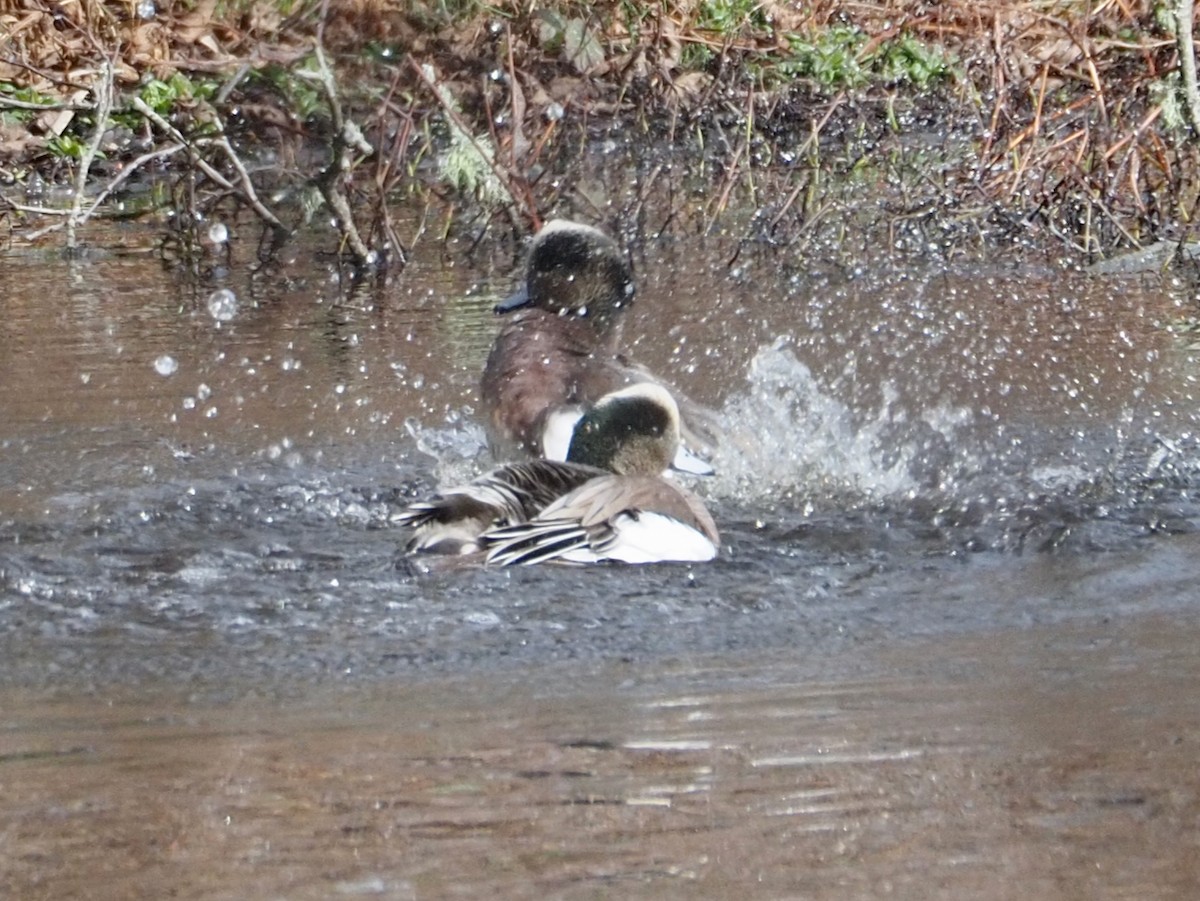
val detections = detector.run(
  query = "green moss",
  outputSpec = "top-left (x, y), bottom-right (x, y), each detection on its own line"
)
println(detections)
top-left (875, 35), bottom-right (955, 89)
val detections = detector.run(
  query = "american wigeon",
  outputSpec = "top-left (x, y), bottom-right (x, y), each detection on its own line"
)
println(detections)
top-left (480, 219), bottom-right (719, 471)
top-left (394, 458), bottom-right (607, 555)
top-left (397, 383), bottom-right (720, 564)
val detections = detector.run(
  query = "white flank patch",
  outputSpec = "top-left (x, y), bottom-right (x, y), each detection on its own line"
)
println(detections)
top-left (541, 407), bottom-right (584, 461)
top-left (565, 513), bottom-right (716, 564)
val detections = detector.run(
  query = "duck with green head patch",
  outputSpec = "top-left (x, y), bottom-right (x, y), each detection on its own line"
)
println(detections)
top-left (397, 383), bottom-right (719, 564)
top-left (483, 383), bottom-right (719, 565)
top-left (481, 219), bottom-right (719, 474)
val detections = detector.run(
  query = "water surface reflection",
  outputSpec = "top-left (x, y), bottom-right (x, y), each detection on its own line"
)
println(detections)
top-left (3, 618), bottom-right (1198, 899)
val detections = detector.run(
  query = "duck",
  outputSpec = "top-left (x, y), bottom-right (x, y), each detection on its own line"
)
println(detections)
top-left (397, 383), bottom-right (720, 564)
top-left (393, 457), bottom-right (608, 556)
top-left (480, 219), bottom-right (719, 472)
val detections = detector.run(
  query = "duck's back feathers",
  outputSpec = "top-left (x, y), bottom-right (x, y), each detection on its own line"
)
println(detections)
top-left (396, 459), bottom-right (607, 554)
top-left (481, 308), bottom-right (626, 460)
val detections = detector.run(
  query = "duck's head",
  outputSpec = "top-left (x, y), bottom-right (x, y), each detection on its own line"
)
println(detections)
top-left (496, 220), bottom-right (635, 333)
top-left (566, 383), bottom-right (682, 476)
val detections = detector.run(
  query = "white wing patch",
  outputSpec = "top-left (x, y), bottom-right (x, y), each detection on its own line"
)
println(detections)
top-left (541, 406), bottom-right (584, 461)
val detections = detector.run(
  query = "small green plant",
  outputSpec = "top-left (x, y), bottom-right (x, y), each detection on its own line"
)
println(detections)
top-left (104, 73), bottom-right (217, 132)
top-left (48, 132), bottom-right (91, 160)
top-left (138, 72), bottom-right (213, 115)
top-left (1151, 73), bottom-right (1187, 131)
top-left (0, 83), bottom-right (59, 124)
top-left (777, 28), bottom-right (955, 91)
top-left (783, 27), bottom-right (868, 88)
top-left (419, 64), bottom-right (508, 208)
top-left (875, 35), bottom-right (955, 88)
top-left (618, 0), bottom-right (657, 43)
top-left (533, 10), bottom-right (605, 71)
top-left (258, 61), bottom-right (324, 120)
top-left (695, 0), bottom-right (771, 36)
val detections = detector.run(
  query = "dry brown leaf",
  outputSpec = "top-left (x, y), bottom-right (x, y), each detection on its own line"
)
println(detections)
top-left (666, 70), bottom-right (712, 104)
top-left (245, 0), bottom-right (283, 35)
top-left (548, 75), bottom-right (585, 102)
top-left (130, 22), bottom-right (168, 59)
top-left (0, 119), bottom-right (43, 160)
top-left (174, 0), bottom-right (218, 44)
top-left (197, 33), bottom-right (222, 55)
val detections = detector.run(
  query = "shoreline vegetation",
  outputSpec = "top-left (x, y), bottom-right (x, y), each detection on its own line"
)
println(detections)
top-left (0, 0), bottom-right (1198, 270)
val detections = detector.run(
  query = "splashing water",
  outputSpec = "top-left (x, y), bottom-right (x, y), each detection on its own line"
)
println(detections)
top-left (403, 415), bottom-right (491, 489)
top-left (153, 354), bottom-right (178, 377)
top-left (710, 338), bottom-right (972, 505)
top-left (206, 288), bottom-right (238, 323)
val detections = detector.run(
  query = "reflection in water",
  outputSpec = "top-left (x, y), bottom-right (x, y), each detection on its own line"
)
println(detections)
top-left (3, 619), bottom-right (1198, 899)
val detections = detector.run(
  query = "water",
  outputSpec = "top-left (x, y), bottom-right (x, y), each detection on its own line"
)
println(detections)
top-left (2, 215), bottom-right (1200, 896)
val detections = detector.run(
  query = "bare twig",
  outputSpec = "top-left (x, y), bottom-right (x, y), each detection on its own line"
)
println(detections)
top-left (0, 96), bottom-right (93, 112)
top-left (81, 144), bottom-right (186, 219)
top-left (305, 0), bottom-right (376, 268)
top-left (11, 143), bottom-right (185, 242)
top-left (65, 59), bottom-right (114, 250)
top-left (408, 57), bottom-right (532, 225)
top-left (131, 96), bottom-right (287, 233)
top-left (1178, 0), bottom-right (1200, 133)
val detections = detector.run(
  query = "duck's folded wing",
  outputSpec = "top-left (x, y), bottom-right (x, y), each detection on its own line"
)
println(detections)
top-left (482, 519), bottom-right (593, 566)
top-left (483, 475), bottom-right (719, 565)
top-left (541, 475), bottom-right (717, 538)
top-left (395, 460), bottom-right (606, 553)
top-left (483, 510), bottom-right (717, 566)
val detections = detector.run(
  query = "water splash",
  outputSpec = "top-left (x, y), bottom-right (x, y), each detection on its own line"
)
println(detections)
top-left (403, 415), bottom-right (490, 488)
top-left (206, 288), bottom-right (238, 323)
top-left (710, 338), bottom-right (973, 505)
top-left (153, 354), bottom-right (178, 377)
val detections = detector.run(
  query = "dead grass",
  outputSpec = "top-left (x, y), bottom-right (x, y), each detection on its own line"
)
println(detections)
top-left (0, 0), bottom-right (1197, 263)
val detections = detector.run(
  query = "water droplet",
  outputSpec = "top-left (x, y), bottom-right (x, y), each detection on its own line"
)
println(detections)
top-left (154, 355), bottom-right (178, 376)
top-left (206, 288), bottom-right (238, 322)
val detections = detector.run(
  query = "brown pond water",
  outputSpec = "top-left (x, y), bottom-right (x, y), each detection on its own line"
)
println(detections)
top-left (3, 616), bottom-right (1199, 900)
top-left (3, 210), bottom-right (1200, 897)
